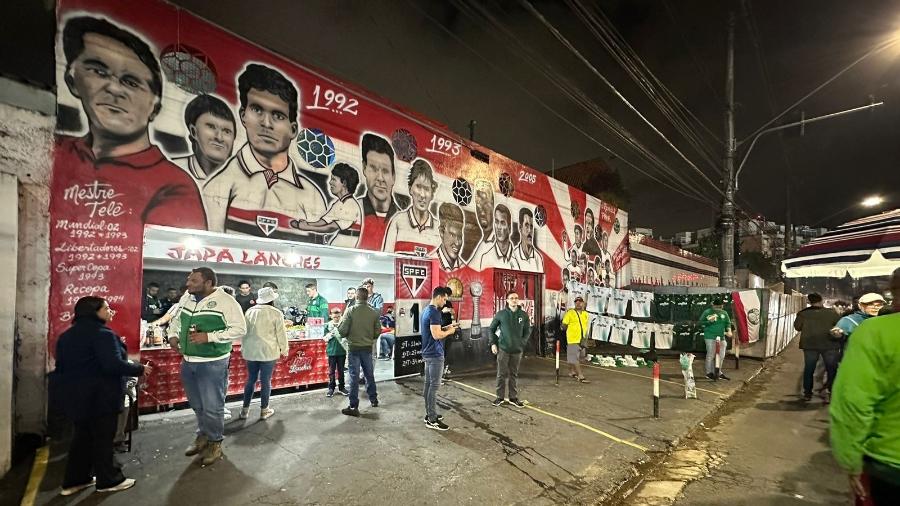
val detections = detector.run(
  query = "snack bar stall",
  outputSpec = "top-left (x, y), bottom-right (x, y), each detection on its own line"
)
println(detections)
top-left (138, 226), bottom-right (396, 410)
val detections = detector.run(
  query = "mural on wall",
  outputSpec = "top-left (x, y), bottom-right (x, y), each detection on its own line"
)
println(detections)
top-left (49, 0), bottom-right (630, 361)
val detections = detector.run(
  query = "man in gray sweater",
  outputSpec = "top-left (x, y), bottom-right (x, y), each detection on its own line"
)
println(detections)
top-left (339, 286), bottom-right (383, 417)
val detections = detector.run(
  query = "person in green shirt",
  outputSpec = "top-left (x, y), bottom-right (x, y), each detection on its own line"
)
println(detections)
top-left (489, 290), bottom-right (532, 407)
top-left (305, 283), bottom-right (330, 320)
top-left (830, 269), bottom-right (900, 503)
top-left (324, 307), bottom-right (348, 398)
top-left (698, 298), bottom-right (731, 380)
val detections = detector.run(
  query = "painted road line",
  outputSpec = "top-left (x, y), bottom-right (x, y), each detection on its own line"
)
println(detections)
top-left (539, 357), bottom-right (726, 397)
top-left (447, 379), bottom-right (649, 453)
top-left (20, 445), bottom-right (49, 506)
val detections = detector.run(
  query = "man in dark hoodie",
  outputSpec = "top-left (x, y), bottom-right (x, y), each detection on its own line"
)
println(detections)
top-left (794, 292), bottom-right (841, 402)
top-left (489, 290), bottom-right (532, 408)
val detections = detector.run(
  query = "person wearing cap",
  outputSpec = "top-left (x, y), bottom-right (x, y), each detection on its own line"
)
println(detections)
top-left (698, 298), bottom-right (732, 380)
top-left (794, 293), bottom-right (841, 402)
top-left (239, 286), bottom-right (288, 420)
top-left (561, 295), bottom-right (590, 383)
top-left (832, 293), bottom-right (886, 346)
top-left (830, 269), bottom-right (900, 503)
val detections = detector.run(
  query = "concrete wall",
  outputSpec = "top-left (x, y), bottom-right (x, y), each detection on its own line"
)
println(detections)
top-left (0, 79), bottom-right (55, 472)
top-left (0, 172), bottom-right (18, 475)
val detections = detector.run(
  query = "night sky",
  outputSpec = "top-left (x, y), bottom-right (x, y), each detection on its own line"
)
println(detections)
top-left (34, 0), bottom-right (900, 234)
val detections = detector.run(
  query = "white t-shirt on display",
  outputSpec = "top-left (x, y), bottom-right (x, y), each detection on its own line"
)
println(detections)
top-left (609, 318), bottom-right (636, 345)
top-left (632, 322), bottom-right (654, 348)
top-left (592, 315), bottom-right (614, 341)
top-left (655, 323), bottom-right (674, 350)
top-left (608, 289), bottom-right (631, 317)
top-left (631, 291), bottom-right (653, 318)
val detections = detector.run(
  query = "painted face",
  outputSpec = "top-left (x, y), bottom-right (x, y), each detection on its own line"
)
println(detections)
top-left (574, 228), bottom-right (583, 246)
top-left (441, 222), bottom-right (463, 260)
top-left (95, 301), bottom-right (114, 322)
top-left (192, 112), bottom-right (235, 164)
top-left (68, 33), bottom-right (158, 140)
top-left (328, 174), bottom-right (347, 197)
top-left (494, 209), bottom-right (510, 243)
top-left (585, 214), bottom-right (595, 239)
top-left (241, 88), bottom-right (296, 157)
top-left (506, 292), bottom-right (520, 309)
top-left (363, 151), bottom-right (394, 204)
top-left (410, 175), bottom-right (435, 214)
top-left (239, 283), bottom-right (251, 295)
top-left (185, 272), bottom-right (209, 297)
top-left (475, 187), bottom-right (495, 231)
top-left (520, 214), bottom-right (534, 245)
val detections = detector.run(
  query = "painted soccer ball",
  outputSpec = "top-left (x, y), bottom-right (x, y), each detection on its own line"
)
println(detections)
top-left (534, 205), bottom-right (547, 227)
top-left (297, 128), bottom-right (336, 169)
top-left (498, 172), bottom-right (514, 197)
top-left (452, 178), bottom-right (473, 206)
top-left (391, 129), bottom-right (418, 162)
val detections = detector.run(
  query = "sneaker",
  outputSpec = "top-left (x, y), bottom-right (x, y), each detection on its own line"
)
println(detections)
top-left (425, 419), bottom-right (450, 431)
top-left (706, 373), bottom-right (716, 380)
top-left (260, 407), bottom-right (275, 420)
top-left (184, 434), bottom-right (208, 456)
top-left (338, 389), bottom-right (349, 396)
top-left (239, 407), bottom-right (250, 419)
top-left (200, 441), bottom-right (223, 466)
top-left (370, 400), bottom-right (379, 408)
top-left (509, 399), bottom-right (526, 408)
top-left (423, 414), bottom-right (445, 423)
top-left (491, 398), bottom-right (505, 407)
top-left (60, 478), bottom-right (96, 496)
top-left (97, 478), bottom-right (136, 493)
top-left (342, 407), bottom-right (360, 417)
top-left (223, 410), bottom-right (232, 421)
top-left (718, 373), bottom-right (730, 381)
top-left (326, 390), bottom-right (335, 398)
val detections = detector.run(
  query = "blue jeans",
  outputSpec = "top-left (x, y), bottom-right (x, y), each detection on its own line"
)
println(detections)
top-left (348, 350), bottom-right (377, 409)
top-left (242, 360), bottom-right (276, 409)
top-left (803, 349), bottom-right (839, 395)
top-left (180, 358), bottom-right (229, 442)
top-left (423, 356), bottom-right (444, 422)
top-left (379, 333), bottom-right (395, 358)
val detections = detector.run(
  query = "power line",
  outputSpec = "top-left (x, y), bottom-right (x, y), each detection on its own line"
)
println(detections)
top-left (403, 0), bottom-right (716, 205)
top-left (519, 0), bottom-right (727, 200)
top-left (449, 0), bottom-right (720, 204)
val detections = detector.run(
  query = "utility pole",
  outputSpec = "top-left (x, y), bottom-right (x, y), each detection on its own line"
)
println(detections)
top-left (720, 11), bottom-right (737, 289)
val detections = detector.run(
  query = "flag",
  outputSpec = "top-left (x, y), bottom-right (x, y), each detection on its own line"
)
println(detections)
top-left (732, 290), bottom-right (762, 344)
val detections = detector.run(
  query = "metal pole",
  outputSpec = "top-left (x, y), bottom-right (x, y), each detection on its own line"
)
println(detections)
top-left (720, 11), bottom-right (737, 289)
top-left (652, 362), bottom-right (660, 418)
top-left (555, 339), bottom-right (560, 386)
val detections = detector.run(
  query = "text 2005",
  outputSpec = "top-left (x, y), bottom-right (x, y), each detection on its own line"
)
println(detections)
top-left (518, 170), bottom-right (537, 184)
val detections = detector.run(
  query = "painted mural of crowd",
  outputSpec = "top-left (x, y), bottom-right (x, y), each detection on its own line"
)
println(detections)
top-left (58, 14), bottom-right (547, 274)
top-left (561, 207), bottom-right (615, 288)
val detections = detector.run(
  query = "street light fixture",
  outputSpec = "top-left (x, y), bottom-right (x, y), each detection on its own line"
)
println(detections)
top-left (861, 195), bottom-right (884, 207)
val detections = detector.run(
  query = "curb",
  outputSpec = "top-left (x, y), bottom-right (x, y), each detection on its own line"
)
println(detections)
top-left (19, 444), bottom-right (48, 506)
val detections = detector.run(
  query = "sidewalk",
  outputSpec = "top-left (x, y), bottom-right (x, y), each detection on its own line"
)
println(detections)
top-left (27, 352), bottom-right (764, 506)
top-left (624, 340), bottom-right (848, 505)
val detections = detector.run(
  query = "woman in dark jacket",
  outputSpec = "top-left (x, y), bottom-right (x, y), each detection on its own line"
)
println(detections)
top-left (55, 296), bottom-right (150, 496)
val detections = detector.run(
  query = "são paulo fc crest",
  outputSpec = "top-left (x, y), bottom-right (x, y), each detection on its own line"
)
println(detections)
top-left (401, 263), bottom-right (429, 297)
top-left (256, 215), bottom-right (278, 236)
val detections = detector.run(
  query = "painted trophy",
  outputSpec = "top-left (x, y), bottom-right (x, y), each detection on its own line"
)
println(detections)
top-left (469, 281), bottom-right (483, 340)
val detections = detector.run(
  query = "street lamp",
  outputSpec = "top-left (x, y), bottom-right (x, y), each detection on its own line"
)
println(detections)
top-left (862, 195), bottom-right (884, 207)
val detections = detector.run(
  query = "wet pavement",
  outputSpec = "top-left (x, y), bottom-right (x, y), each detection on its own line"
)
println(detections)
top-left (622, 341), bottom-right (848, 505)
top-left (27, 352), bottom-right (763, 505)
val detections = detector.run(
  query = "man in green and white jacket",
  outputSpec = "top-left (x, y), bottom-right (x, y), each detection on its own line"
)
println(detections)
top-left (167, 267), bottom-right (246, 466)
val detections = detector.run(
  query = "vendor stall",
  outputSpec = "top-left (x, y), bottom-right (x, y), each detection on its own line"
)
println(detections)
top-left (138, 226), bottom-right (397, 409)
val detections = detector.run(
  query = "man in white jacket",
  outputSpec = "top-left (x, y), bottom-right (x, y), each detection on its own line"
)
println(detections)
top-left (167, 267), bottom-right (246, 466)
